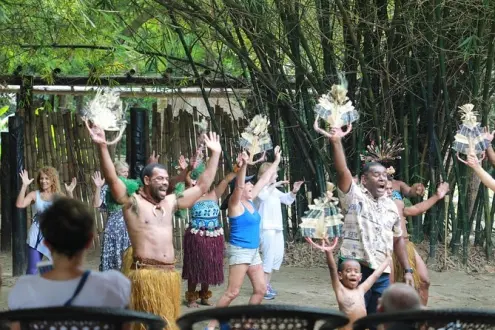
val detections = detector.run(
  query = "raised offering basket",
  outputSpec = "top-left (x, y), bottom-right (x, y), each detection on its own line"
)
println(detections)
top-left (300, 182), bottom-right (344, 251)
top-left (79, 88), bottom-right (127, 145)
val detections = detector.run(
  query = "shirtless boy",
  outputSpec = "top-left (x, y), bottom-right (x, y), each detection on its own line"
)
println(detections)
top-left (86, 122), bottom-right (222, 330)
top-left (322, 238), bottom-right (391, 330)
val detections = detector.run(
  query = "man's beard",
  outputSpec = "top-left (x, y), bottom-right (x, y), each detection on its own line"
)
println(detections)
top-left (150, 185), bottom-right (167, 201)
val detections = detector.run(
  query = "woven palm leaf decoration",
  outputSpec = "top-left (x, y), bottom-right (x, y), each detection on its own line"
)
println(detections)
top-left (79, 88), bottom-right (127, 145)
top-left (452, 104), bottom-right (489, 155)
top-left (239, 114), bottom-right (273, 161)
top-left (314, 82), bottom-right (359, 128)
top-left (300, 182), bottom-right (344, 240)
top-left (360, 138), bottom-right (405, 163)
top-left (192, 117), bottom-right (209, 168)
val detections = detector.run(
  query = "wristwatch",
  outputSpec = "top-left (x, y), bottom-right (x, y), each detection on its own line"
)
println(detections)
top-left (404, 268), bottom-right (414, 274)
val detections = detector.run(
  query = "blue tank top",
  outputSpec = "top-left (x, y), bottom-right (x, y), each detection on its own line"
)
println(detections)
top-left (229, 201), bottom-right (261, 249)
top-left (190, 200), bottom-right (221, 230)
top-left (391, 190), bottom-right (403, 201)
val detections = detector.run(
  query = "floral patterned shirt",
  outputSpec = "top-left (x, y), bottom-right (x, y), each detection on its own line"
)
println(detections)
top-left (338, 182), bottom-right (402, 272)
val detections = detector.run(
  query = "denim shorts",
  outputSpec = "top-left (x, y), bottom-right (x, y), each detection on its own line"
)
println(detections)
top-left (227, 244), bottom-right (262, 266)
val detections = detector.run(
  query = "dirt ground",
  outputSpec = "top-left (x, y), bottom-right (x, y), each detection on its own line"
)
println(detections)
top-left (1, 249), bottom-right (495, 314)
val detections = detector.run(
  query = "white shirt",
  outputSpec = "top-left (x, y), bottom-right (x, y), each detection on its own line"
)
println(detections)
top-left (255, 185), bottom-right (296, 230)
top-left (8, 270), bottom-right (131, 309)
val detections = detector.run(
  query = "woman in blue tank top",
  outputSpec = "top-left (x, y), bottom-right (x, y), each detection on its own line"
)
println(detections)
top-left (15, 167), bottom-right (77, 274)
top-left (206, 147), bottom-right (282, 330)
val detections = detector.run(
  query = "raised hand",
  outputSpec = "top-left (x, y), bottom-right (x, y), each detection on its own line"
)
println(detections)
top-left (19, 170), bottom-right (34, 186)
top-left (274, 180), bottom-right (290, 188)
top-left (436, 182), bottom-right (450, 199)
top-left (65, 177), bottom-right (77, 194)
top-left (465, 151), bottom-right (482, 168)
top-left (248, 151), bottom-right (267, 166)
top-left (411, 183), bottom-right (426, 197)
top-left (292, 180), bottom-right (304, 193)
top-left (274, 146), bottom-right (282, 162)
top-left (313, 117), bottom-right (352, 141)
top-left (203, 132), bottom-right (222, 153)
top-left (484, 127), bottom-right (495, 142)
top-left (178, 155), bottom-right (188, 170)
top-left (92, 171), bottom-right (105, 188)
top-left (148, 150), bottom-right (160, 164)
top-left (84, 120), bottom-right (107, 145)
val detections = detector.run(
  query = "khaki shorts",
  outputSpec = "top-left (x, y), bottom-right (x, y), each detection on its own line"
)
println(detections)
top-left (227, 244), bottom-right (262, 266)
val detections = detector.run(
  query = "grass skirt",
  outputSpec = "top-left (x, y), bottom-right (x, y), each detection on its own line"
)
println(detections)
top-left (393, 240), bottom-right (421, 290)
top-left (181, 227), bottom-right (225, 285)
top-left (122, 246), bottom-right (134, 274)
top-left (127, 268), bottom-right (181, 330)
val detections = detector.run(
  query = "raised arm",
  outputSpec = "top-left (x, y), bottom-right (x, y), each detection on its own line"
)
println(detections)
top-left (15, 170), bottom-right (36, 208)
top-left (214, 172), bottom-right (237, 199)
top-left (228, 152), bottom-right (248, 212)
top-left (92, 171), bottom-right (105, 208)
top-left (359, 254), bottom-right (392, 293)
top-left (167, 155), bottom-right (189, 194)
top-left (403, 182), bottom-right (449, 217)
top-left (466, 153), bottom-right (495, 192)
top-left (251, 146), bottom-right (281, 198)
top-left (176, 132), bottom-right (222, 209)
top-left (319, 123), bottom-right (353, 193)
top-left (483, 128), bottom-right (495, 167)
top-left (398, 180), bottom-right (425, 199)
top-left (322, 239), bottom-right (343, 293)
top-left (487, 146), bottom-right (495, 167)
top-left (85, 121), bottom-right (129, 205)
top-left (64, 177), bottom-right (77, 199)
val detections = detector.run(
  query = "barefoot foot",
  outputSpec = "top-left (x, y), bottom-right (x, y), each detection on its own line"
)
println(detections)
top-left (187, 300), bottom-right (199, 308)
top-left (200, 298), bottom-right (214, 306)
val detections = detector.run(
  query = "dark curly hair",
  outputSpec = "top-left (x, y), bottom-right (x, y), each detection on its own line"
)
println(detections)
top-left (39, 197), bottom-right (94, 258)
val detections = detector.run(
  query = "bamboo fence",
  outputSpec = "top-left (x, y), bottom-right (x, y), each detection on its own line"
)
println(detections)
top-left (16, 102), bottom-right (247, 252)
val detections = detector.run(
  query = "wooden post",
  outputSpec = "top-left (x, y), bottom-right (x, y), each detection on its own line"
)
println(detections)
top-left (129, 108), bottom-right (148, 179)
top-left (1, 132), bottom-right (12, 252)
top-left (9, 115), bottom-right (27, 276)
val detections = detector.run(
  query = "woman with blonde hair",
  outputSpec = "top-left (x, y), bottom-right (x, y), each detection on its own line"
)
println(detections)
top-left (92, 160), bottom-right (131, 271)
top-left (206, 147), bottom-right (281, 330)
top-left (15, 167), bottom-right (77, 274)
top-left (255, 162), bottom-right (303, 299)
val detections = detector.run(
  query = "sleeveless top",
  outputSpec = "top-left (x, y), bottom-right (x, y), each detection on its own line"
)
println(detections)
top-left (391, 190), bottom-right (403, 201)
top-left (34, 191), bottom-right (53, 218)
top-left (189, 200), bottom-right (223, 237)
top-left (229, 201), bottom-right (261, 249)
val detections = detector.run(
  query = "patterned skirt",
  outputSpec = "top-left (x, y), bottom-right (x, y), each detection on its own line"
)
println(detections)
top-left (100, 209), bottom-right (131, 271)
top-left (181, 226), bottom-right (224, 285)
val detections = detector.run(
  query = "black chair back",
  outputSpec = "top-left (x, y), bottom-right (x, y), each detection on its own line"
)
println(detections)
top-left (176, 304), bottom-right (349, 330)
top-left (0, 307), bottom-right (166, 330)
top-left (353, 309), bottom-right (495, 330)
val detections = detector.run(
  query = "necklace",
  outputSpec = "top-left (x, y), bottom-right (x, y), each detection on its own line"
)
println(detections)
top-left (139, 189), bottom-right (165, 218)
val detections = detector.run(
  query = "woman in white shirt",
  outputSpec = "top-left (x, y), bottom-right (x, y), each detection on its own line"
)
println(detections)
top-left (8, 197), bottom-right (130, 311)
top-left (255, 163), bottom-right (303, 299)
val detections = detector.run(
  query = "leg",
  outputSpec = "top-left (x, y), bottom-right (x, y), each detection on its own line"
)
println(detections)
top-left (26, 246), bottom-right (42, 275)
top-left (246, 264), bottom-right (266, 305)
top-left (199, 283), bottom-right (213, 306)
top-left (261, 230), bottom-right (275, 297)
top-left (206, 264), bottom-right (249, 330)
top-left (414, 249), bottom-right (430, 306)
top-left (186, 280), bottom-right (199, 308)
top-left (269, 230), bottom-right (285, 293)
